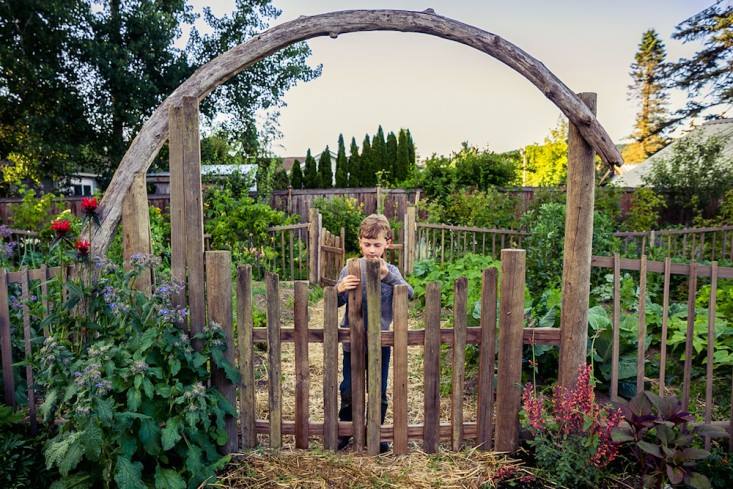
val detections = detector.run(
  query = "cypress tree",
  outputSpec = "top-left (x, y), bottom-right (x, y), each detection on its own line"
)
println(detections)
top-left (290, 159), bottom-right (304, 189)
top-left (361, 134), bottom-right (375, 186)
top-left (406, 129), bottom-right (416, 174)
top-left (335, 134), bottom-right (348, 187)
top-left (396, 129), bottom-right (410, 182)
top-left (304, 149), bottom-right (318, 188)
top-left (372, 125), bottom-right (387, 177)
top-left (385, 131), bottom-right (398, 183)
top-left (272, 167), bottom-right (289, 190)
top-left (348, 136), bottom-right (360, 187)
top-left (318, 146), bottom-right (333, 188)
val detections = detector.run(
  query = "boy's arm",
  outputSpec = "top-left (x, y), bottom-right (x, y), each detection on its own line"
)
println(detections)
top-left (382, 264), bottom-right (414, 300)
top-left (335, 266), bottom-right (349, 307)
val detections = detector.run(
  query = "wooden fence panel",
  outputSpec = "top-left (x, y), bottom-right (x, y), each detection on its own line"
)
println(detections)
top-left (477, 268), bottom-right (497, 450)
top-left (237, 265), bottom-right (256, 449)
top-left (294, 281), bottom-right (310, 449)
top-left (392, 284), bottom-right (409, 455)
top-left (423, 282), bottom-right (441, 453)
top-left (323, 286), bottom-right (339, 451)
top-left (451, 277), bottom-right (467, 451)
top-left (266, 272), bottom-right (282, 449)
top-left (365, 259), bottom-right (382, 455)
top-left (347, 258), bottom-right (366, 452)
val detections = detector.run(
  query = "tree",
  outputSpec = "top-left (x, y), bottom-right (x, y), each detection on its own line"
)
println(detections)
top-left (303, 149), bottom-right (318, 188)
top-left (385, 131), bottom-right (398, 183)
top-left (200, 130), bottom-right (247, 165)
top-left (643, 133), bottom-right (733, 222)
top-left (290, 159), bottom-right (303, 189)
top-left (667, 1), bottom-right (732, 125)
top-left (406, 129), bottom-right (416, 174)
top-left (372, 126), bottom-right (387, 178)
top-left (360, 135), bottom-right (375, 186)
top-left (272, 166), bottom-right (289, 190)
top-left (335, 134), bottom-right (348, 187)
top-left (523, 120), bottom-right (569, 186)
top-left (318, 146), bottom-right (333, 188)
top-left (348, 137), bottom-right (360, 187)
top-left (453, 144), bottom-right (519, 190)
top-left (623, 29), bottom-right (669, 163)
top-left (395, 129), bottom-right (410, 183)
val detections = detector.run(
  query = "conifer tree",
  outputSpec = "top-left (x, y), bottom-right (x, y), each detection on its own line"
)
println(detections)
top-left (304, 149), bottom-right (318, 188)
top-left (385, 131), bottom-right (398, 183)
top-left (396, 129), bottom-right (410, 182)
top-left (372, 125), bottom-right (387, 177)
top-left (623, 29), bottom-right (669, 162)
top-left (272, 167), bottom-right (290, 190)
top-left (290, 159), bottom-right (304, 189)
top-left (348, 137), bottom-right (360, 187)
top-left (318, 146), bottom-right (333, 188)
top-left (406, 129), bottom-right (416, 174)
top-left (335, 134), bottom-right (348, 187)
top-left (361, 134), bottom-right (375, 186)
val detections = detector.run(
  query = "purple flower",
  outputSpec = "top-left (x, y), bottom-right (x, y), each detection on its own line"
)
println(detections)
top-left (0, 225), bottom-right (12, 239)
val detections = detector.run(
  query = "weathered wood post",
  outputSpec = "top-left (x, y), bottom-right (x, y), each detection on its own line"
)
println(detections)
top-left (392, 284), bottom-right (409, 455)
top-left (237, 265), bottom-right (256, 449)
top-left (495, 249), bottom-right (526, 452)
top-left (558, 92), bottom-right (597, 389)
top-left (404, 206), bottom-right (416, 274)
top-left (477, 268), bottom-right (498, 450)
top-left (348, 258), bottom-right (366, 452)
top-left (308, 208), bottom-right (320, 285)
top-left (365, 259), bottom-right (382, 455)
top-left (205, 251), bottom-right (237, 453)
top-left (122, 172), bottom-right (152, 293)
top-left (0, 268), bottom-right (14, 406)
top-left (294, 281), bottom-right (310, 449)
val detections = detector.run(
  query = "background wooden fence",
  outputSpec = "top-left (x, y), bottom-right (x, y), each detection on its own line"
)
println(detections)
top-left (415, 222), bottom-right (527, 264)
top-left (615, 225), bottom-right (733, 262)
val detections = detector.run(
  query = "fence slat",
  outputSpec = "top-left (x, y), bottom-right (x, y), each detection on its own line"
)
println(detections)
top-left (611, 253), bottom-right (621, 402)
top-left (323, 286), bottom-right (339, 450)
top-left (682, 261), bottom-right (697, 412)
top-left (477, 268), bottom-right (498, 450)
top-left (266, 272), bottom-right (282, 448)
top-left (495, 249), bottom-right (526, 452)
top-left (365, 259), bottom-right (382, 455)
top-left (392, 284), bottom-right (409, 455)
top-left (237, 265), bottom-right (256, 449)
top-left (705, 262), bottom-right (718, 450)
top-left (348, 258), bottom-right (366, 452)
top-left (289, 230), bottom-right (295, 280)
top-left (636, 255), bottom-right (647, 395)
top-left (20, 269), bottom-right (36, 432)
top-left (39, 265), bottom-right (49, 336)
top-left (293, 281), bottom-right (310, 449)
top-left (423, 282), bottom-right (441, 453)
top-left (0, 268), bottom-right (14, 406)
top-left (659, 257), bottom-right (671, 396)
top-left (206, 251), bottom-right (237, 453)
top-left (451, 277), bottom-right (467, 451)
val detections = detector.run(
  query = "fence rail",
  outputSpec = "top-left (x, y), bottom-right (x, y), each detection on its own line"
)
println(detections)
top-left (415, 222), bottom-right (527, 264)
top-left (615, 225), bottom-right (733, 262)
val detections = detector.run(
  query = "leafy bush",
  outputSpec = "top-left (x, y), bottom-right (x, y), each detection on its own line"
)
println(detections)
top-left (0, 405), bottom-right (53, 488)
top-left (422, 188), bottom-right (519, 230)
top-left (37, 260), bottom-right (238, 488)
top-left (521, 364), bottom-right (621, 488)
top-left (622, 187), bottom-right (666, 231)
top-left (10, 187), bottom-right (58, 233)
top-left (312, 196), bottom-right (365, 253)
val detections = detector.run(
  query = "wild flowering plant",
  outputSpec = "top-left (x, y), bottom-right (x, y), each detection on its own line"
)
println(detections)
top-left (521, 364), bottom-right (622, 488)
top-left (37, 257), bottom-right (239, 489)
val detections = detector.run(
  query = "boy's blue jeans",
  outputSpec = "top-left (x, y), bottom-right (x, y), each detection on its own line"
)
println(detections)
top-left (339, 346), bottom-right (391, 424)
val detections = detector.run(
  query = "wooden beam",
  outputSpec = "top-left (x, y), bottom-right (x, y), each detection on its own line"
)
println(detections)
top-left (122, 173), bottom-right (152, 293)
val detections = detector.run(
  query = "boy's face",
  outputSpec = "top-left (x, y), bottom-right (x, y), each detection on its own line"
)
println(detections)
top-left (359, 232), bottom-right (390, 260)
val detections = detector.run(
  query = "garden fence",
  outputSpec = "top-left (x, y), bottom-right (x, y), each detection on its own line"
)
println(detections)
top-left (414, 222), bottom-right (527, 265)
top-left (614, 225), bottom-right (733, 262)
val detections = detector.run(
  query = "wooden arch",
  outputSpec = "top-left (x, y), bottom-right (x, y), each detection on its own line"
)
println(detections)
top-left (95, 8), bottom-right (622, 254)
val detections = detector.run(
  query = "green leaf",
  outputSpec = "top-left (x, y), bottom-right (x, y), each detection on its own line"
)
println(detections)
top-left (114, 456), bottom-right (146, 489)
top-left (686, 472), bottom-right (712, 489)
top-left (81, 421), bottom-right (103, 461)
top-left (142, 378), bottom-right (154, 399)
top-left (45, 432), bottom-right (82, 474)
top-left (637, 440), bottom-right (662, 458)
top-left (682, 447), bottom-right (710, 460)
top-left (611, 427), bottom-right (635, 443)
top-left (40, 389), bottom-right (58, 421)
top-left (169, 358), bottom-right (181, 376)
top-left (127, 388), bottom-right (141, 411)
top-left (154, 466), bottom-right (185, 489)
top-left (161, 417), bottom-right (182, 451)
top-left (96, 397), bottom-right (114, 424)
top-left (212, 349), bottom-right (242, 384)
top-left (139, 417), bottom-right (162, 455)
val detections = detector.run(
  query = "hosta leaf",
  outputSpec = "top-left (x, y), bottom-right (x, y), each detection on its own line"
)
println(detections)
top-left (154, 466), bottom-right (185, 489)
top-left (114, 456), bottom-right (146, 489)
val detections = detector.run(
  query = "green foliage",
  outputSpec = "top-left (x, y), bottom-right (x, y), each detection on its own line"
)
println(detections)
top-left (335, 134), bottom-right (348, 187)
top-left (372, 126), bottom-right (387, 177)
top-left (11, 187), bottom-right (58, 233)
top-left (290, 159), bottom-right (303, 189)
top-left (644, 133), bottom-right (733, 222)
top-left (317, 146), bottom-right (333, 188)
top-left (394, 129), bottom-right (410, 184)
top-left (423, 188), bottom-right (518, 230)
top-left (271, 167), bottom-right (289, 191)
top-left (385, 131), bottom-right (398, 182)
top-left (360, 135), bottom-right (375, 186)
top-left (303, 149), bottom-right (318, 189)
top-left (522, 120), bottom-right (568, 186)
top-left (347, 137), bottom-right (360, 187)
top-left (312, 196), bottom-right (365, 253)
top-left (696, 448), bottom-right (733, 489)
top-left (622, 187), bottom-right (666, 231)
top-left (594, 186), bottom-right (623, 225)
top-left (0, 405), bottom-right (53, 488)
top-left (36, 262), bottom-right (238, 488)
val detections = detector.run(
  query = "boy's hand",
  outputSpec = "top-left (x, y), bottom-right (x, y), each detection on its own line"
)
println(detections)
top-left (379, 259), bottom-right (389, 279)
top-left (337, 274), bottom-right (360, 293)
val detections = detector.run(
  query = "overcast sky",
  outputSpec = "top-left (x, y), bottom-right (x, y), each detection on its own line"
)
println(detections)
top-left (187, 0), bottom-right (717, 159)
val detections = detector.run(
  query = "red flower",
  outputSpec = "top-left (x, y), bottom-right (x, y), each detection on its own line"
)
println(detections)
top-left (81, 197), bottom-right (98, 215)
top-left (51, 219), bottom-right (71, 237)
top-left (75, 239), bottom-right (91, 257)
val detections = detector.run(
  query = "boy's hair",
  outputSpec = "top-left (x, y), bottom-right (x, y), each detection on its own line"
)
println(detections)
top-left (359, 214), bottom-right (392, 240)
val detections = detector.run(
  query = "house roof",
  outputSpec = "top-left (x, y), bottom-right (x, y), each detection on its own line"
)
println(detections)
top-left (613, 118), bottom-right (733, 187)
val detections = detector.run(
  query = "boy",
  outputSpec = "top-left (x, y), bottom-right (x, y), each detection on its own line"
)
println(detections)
top-left (335, 214), bottom-right (414, 453)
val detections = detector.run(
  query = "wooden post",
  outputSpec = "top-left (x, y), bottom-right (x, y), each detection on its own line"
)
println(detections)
top-left (294, 281), bottom-right (310, 449)
top-left (611, 253), bottom-right (621, 402)
top-left (0, 268), bottom-right (13, 406)
top-left (682, 262), bottom-right (697, 412)
top-left (168, 103), bottom-right (187, 310)
top-left (237, 265), bottom-right (256, 449)
top-left (705, 262), bottom-right (717, 450)
top-left (20, 269), bottom-right (36, 433)
top-left (392, 284), bottom-right (409, 455)
top-left (206, 251), bottom-right (237, 453)
top-left (494, 249), bottom-right (526, 452)
top-left (451, 277), bottom-right (467, 451)
top-left (348, 258), bottom-right (366, 452)
top-left (477, 268), bottom-right (498, 450)
top-left (265, 272), bottom-right (282, 448)
top-left (558, 92), bottom-right (597, 389)
top-left (405, 206), bottom-right (416, 274)
top-left (323, 286), bottom-right (339, 450)
top-left (423, 282), bottom-right (441, 453)
top-left (636, 255), bottom-right (647, 395)
top-left (365, 259), bottom-right (382, 455)
top-left (659, 257), bottom-right (671, 396)
top-left (308, 208), bottom-right (320, 285)
top-left (122, 172), bottom-right (152, 293)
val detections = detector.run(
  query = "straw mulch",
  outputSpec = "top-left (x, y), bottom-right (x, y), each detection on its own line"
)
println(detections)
top-left (215, 446), bottom-right (516, 489)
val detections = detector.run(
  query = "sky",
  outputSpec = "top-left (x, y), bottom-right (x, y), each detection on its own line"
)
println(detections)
top-left (186, 0), bottom-right (716, 160)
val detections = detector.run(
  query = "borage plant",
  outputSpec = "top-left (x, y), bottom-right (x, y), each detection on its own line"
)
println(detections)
top-left (521, 364), bottom-right (622, 488)
top-left (37, 258), bottom-right (239, 489)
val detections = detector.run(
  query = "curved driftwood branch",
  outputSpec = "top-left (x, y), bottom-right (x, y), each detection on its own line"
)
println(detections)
top-left (93, 8), bottom-right (623, 254)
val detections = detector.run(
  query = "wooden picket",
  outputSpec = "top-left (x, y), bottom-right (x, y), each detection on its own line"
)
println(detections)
top-left (415, 222), bottom-right (527, 263)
